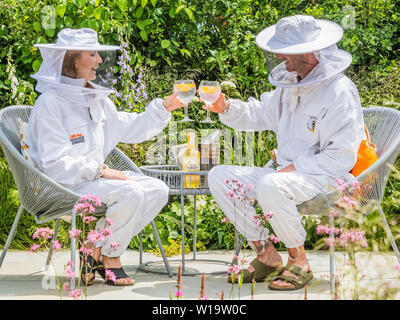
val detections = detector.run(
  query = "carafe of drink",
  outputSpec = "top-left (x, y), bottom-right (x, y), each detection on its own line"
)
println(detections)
top-left (182, 131), bottom-right (200, 188)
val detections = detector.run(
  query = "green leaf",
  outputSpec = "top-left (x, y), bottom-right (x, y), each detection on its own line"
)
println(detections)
top-left (44, 28), bottom-right (55, 37)
top-left (150, 0), bottom-right (156, 7)
top-left (141, 0), bottom-right (147, 7)
top-left (135, 6), bottom-right (143, 18)
top-left (93, 7), bottom-right (102, 20)
top-left (175, 4), bottom-right (185, 14)
top-left (184, 8), bottom-right (194, 21)
top-left (88, 19), bottom-right (99, 31)
top-left (168, 8), bottom-right (175, 18)
top-left (32, 59), bottom-right (42, 73)
top-left (56, 4), bottom-right (66, 17)
top-left (169, 231), bottom-right (179, 239)
top-left (140, 29), bottom-right (148, 41)
top-left (33, 21), bottom-right (41, 33)
top-left (64, 16), bottom-right (73, 27)
top-left (161, 39), bottom-right (170, 49)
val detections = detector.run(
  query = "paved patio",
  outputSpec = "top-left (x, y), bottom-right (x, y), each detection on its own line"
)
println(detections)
top-left (0, 249), bottom-right (399, 300)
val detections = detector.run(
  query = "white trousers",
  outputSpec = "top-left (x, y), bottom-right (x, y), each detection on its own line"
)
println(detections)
top-left (73, 171), bottom-right (169, 257)
top-left (208, 165), bottom-right (336, 248)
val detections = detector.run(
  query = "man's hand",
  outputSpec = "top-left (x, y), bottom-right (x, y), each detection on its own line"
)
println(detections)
top-left (277, 163), bottom-right (296, 173)
top-left (162, 92), bottom-right (184, 112)
top-left (201, 93), bottom-right (230, 114)
top-left (102, 167), bottom-right (129, 180)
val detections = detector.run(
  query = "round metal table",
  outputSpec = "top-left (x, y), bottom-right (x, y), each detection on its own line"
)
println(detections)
top-left (138, 164), bottom-right (237, 276)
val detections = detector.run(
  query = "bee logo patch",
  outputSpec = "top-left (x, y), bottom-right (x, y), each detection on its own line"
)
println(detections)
top-left (70, 133), bottom-right (85, 145)
top-left (307, 116), bottom-right (317, 133)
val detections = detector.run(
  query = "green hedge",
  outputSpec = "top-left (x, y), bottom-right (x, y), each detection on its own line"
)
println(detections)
top-left (0, 0), bottom-right (399, 252)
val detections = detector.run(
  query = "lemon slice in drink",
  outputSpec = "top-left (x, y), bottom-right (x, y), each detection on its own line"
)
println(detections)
top-left (177, 83), bottom-right (195, 92)
top-left (201, 86), bottom-right (217, 94)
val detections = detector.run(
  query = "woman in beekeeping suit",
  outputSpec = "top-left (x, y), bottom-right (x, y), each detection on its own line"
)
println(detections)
top-left (206, 15), bottom-right (365, 290)
top-left (29, 28), bottom-right (183, 286)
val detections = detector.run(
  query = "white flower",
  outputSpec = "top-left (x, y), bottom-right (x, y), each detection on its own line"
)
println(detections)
top-left (221, 81), bottom-right (236, 88)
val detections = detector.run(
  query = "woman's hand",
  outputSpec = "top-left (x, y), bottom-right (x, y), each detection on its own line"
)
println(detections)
top-left (277, 163), bottom-right (296, 173)
top-left (201, 93), bottom-right (230, 114)
top-left (162, 92), bottom-right (184, 112)
top-left (101, 167), bottom-right (129, 180)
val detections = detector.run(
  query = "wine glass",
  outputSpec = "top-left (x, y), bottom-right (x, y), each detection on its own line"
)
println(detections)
top-left (199, 81), bottom-right (221, 124)
top-left (174, 80), bottom-right (196, 122)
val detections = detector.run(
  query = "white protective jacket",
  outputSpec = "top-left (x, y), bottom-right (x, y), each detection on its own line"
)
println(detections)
top-left (28, 84), bottom-right (171, 189)
top-left (220, 72), bottom-right (365, 180)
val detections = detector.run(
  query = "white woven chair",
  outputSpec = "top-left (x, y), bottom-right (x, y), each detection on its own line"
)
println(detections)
top-left (0, 105), bottom-right (173, 289)
top-left (235, 107), bottom-right (400, 293)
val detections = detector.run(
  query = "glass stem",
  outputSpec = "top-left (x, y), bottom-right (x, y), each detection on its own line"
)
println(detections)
top-left (184, 103), bottom-right (188, 118)
top-left (207, 104), bottom-right (210, 120)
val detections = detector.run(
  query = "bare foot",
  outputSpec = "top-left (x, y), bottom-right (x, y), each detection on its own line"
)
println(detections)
top-left (228, 240), bottom-right (283, 282)
top-left (101, 256), bottom-right (135, 286)
top-left (270, 246), bottom-right (310, 289)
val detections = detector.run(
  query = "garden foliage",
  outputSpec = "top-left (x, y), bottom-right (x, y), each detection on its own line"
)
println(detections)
top-left (0, 0), bottom-right (399, 252)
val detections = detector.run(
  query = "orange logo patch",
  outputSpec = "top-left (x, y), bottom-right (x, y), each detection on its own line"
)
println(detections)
top-left (70, 133), bottom-right (85, 145)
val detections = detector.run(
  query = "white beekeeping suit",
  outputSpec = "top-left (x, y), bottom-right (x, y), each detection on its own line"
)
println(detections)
top-left (208, 15), bottom-right (365, 249)
top-left (28, 28), bottom-right (170, 257)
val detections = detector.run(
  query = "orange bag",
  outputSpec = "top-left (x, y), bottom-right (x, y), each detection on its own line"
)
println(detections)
top-left (350, 125), bottom-right (378, 177)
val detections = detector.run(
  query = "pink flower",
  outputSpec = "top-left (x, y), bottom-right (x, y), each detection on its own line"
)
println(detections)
top-left (324, 237), bottom-right (335, 247)
top-left (240, 258), bottom-right (248, 264)
top-left (79, 194), bottom-right (101, 207)
top-left (101, 227), bottom-right (112, 237)
top-left (110, 241), bottom-right (120, 248)
top-left (269, 234), bottom-right (280, 244)
top-left (351, 180), bottom-right (362, 191)
top-left (82, 215), bottom-right (97, 223)
top-left (64, 267), bottom-right (75, 279)
top-left (221, 217), bottom-right (230, 224)
top-left (66, 260), bottom-right (75, 268)
top-left (227, 264), bottom-right (240, 275)
top-left (30, 243), bottom-right (40, 252)
top-left (62, 281), bottom-right (70, 292)
top-left (79, 246), bottom-right (93, 256)
top-left (68, 228), bottom-right (82, 239)
top-left (232, 254), bottom-right (239, 261)
top-left (105, 269), bottom-right (116, 283)
top-left (32, 227), bottom-right (54, 240)
top-left (339, 196), bottom-right (356, 208)
top-left (68, 289), bottom-right (83, 300)
top-left (335, 178), bottom-right (346, 191)
top-left (198, 296), bottom-right (208, 300)
top-left (395, 264), bottom-right (400, 272)
top-left (52, 239), bottom-right (62, 250)
top-left (263, 211), bottom-right (274, 220)
top-left (105, 218), bottom-right (114, 226)
top-left (175, 291), bottom-right (182, 298)
top-left (87, 230), bottom-right (104, 243)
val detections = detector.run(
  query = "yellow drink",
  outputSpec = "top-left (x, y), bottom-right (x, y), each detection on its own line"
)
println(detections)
top-left (182, 132), bottom-right (200, 188)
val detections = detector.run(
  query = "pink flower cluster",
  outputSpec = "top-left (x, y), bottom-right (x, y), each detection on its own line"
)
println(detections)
top-left (317, 225), bottom-right (368, 248)
top-left (225, 179), bottom-right (256, 205)
top-left (251, 211), bottom-right (274, 227)
top-left (269, 234), bottom-right (280, 244)
top-left (227, 264), bottom-right (240, 275)
top-left (32, 227), bottom-right (54, 240)
top-left (105, 269), bottom-right (116, 283)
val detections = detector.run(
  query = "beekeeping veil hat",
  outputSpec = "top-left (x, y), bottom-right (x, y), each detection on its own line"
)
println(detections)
top-left (31, 28), bottom-right (120, 96)
top-left (255, 15), bottom-right (352, 88)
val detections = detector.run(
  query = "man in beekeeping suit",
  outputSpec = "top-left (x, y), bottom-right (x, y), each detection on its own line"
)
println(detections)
top-left (28, 28), bottom-right (183, 287)
top-left (206, 15), bottom-right (364, 290)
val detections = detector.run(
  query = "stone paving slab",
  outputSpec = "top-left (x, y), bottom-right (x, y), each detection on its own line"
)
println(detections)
top-left (0, 249), bottom-right (399, 300)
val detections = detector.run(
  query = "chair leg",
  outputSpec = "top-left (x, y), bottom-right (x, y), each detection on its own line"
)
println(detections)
top-left (44, 218), bottom-right (61, 271)
top-left (378, 206), bottom-right (400, 263)
top-left (329, 215), bottom-right (335, 294)
top-left (0, 204), bottom-right (24, 269)
top-left (151, 220), bottom-right (173, 277)
top-left (139, 231), bottom-right (143, 266)
top-left (70, 210), bottom-right (77, 290)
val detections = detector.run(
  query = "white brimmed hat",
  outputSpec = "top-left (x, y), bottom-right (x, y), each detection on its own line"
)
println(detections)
top-left (31, 28), bottom-right (119, 95)
top-left (256, 15), bottom-right (343, 54)
top-left (34, 28), bottom-right (120, 51)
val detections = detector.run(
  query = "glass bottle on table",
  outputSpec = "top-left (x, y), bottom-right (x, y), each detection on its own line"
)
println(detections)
top-left (199, 80), bottom-right (221, 124)
top-left (181, 131), bottom-right (200, 188)
top-left (174, 80), bottom-right (196, 122)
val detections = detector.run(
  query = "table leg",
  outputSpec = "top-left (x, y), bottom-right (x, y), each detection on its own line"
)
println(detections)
top-left (181, 193), bottom-right (185, 273)
top-left (193, 195), bottom-right (197, 260)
